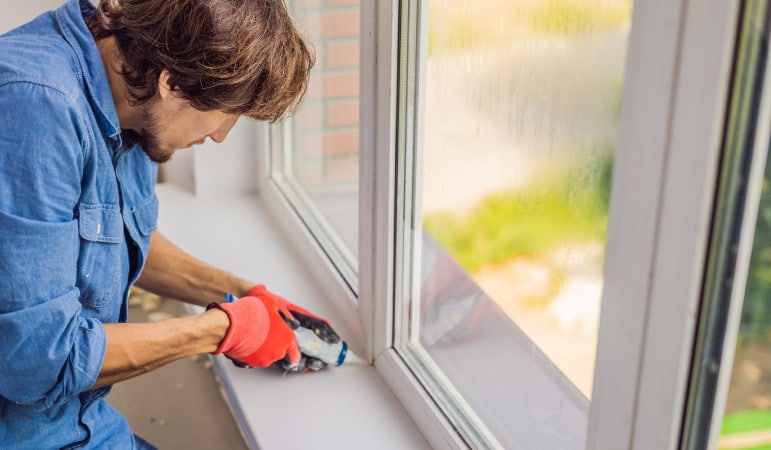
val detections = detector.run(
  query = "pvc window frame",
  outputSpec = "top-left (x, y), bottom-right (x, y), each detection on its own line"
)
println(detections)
top-left (257, 0), bottom-right (746, 448)
top-left (588, 0), bottom-right (742, 448)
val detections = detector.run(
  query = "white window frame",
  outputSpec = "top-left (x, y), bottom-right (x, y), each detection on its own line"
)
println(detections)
top-left (679, 2), bottom-right (771, 447)
top-left (257, 0), bottom-right (747, 447)
top-left (588, 0), bottom-right (741, 448)
top-left (266, 120), bottom-right (360, 293)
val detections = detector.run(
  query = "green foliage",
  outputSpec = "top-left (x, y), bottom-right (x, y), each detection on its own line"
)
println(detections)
top-left (532, 0), bottom-right (632, 36)
top-left (427, 15), bottom-right (476, 56)
top-left (722, 409), bottom-right (771, 436)
top-left (743, 173), bottom-right (771, 341)
top-left (427, 0), bottom-right (633, 56)
top-left (424, 150), bottom-right (613, 273)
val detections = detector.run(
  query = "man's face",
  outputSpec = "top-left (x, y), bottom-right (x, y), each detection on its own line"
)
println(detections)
top-left (136, 94), bottom-right (239, 163)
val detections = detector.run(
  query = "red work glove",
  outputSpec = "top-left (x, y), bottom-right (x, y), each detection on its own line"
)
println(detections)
top-left (246, 284), bottom-right (341, 346)
top-left (207, 295), bottom-right (301, 368)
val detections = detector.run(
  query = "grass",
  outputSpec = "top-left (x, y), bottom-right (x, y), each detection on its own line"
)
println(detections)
top-left (424, 155), bottom-right (612, 273)
top-left (720, 410), bottom-right (771, 450)
top-left (722, 410), bottom-right (771, 436)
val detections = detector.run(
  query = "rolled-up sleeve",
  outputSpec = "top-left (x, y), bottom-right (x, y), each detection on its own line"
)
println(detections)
top-left (0, 212), bottom-right (106, 408)
top-left (0, 81), bottom-right (104, 408)
top-left (0, 288), bottom-right (106, 408)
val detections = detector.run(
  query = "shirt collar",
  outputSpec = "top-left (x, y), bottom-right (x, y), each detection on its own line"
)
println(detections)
top-left (56, 0), bottom-right (123, 148)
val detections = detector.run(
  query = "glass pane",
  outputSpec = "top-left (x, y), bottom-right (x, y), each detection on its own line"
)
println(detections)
top-left (713, 38), bottom-right (771, 440)
top-left (720, 159), bottom-right (771, 450)
top-left (271, 1), bottom-right (360, 279)
top-left (401, 0), bottom-right (632, 446)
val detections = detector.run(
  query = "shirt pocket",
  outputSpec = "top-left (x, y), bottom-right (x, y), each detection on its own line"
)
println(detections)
top-left (77, 203), bottom-right (123, 308)
top-left (129, 194), bottom-right (158, 269)
top-left (132, 194), bottom-right (158, 237)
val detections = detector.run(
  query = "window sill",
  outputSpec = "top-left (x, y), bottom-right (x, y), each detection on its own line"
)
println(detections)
top-left (154, 183), bottom-right (429, 449)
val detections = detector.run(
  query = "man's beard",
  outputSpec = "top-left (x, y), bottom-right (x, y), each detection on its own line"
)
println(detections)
top-left (121, 106), bottom-right (173, 164)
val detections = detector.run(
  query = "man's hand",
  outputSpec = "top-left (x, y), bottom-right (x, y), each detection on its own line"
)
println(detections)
top-left (208, 295), bottom-right (301, 368)
top-left (246, 285), bottom-right (341, 371)
top-left (246, 284), bottom-right (341, 345)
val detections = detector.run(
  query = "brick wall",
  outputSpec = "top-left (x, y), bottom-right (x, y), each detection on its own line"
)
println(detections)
top-left (291, 1), bottom-right (360, 189)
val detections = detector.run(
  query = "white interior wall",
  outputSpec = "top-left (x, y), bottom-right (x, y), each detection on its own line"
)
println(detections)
top-left (0, 0), bottom-right (64, 34)
top-left (160, 118), bottom-right (260, 198)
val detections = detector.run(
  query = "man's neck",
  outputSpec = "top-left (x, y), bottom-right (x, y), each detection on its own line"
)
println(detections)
top-left (95, 36), bottom-right (140, 132)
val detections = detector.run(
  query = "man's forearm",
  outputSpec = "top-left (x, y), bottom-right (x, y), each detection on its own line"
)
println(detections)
top-left (92, 308), bottom-right (229, 389)
top-left (135, 232), bottom-right (253, 307)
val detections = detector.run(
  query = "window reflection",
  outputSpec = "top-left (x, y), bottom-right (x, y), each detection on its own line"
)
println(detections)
top-left (411, 0), bottom-right (632, 445)
top-left (280, 1), bottom-right (361, 262)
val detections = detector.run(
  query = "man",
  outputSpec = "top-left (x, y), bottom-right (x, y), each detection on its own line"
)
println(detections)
top-left (0, 0), bottom-right (338, 448)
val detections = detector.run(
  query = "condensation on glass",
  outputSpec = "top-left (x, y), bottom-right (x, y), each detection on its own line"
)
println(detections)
top-left (405, 0), bottom-right (633, 447)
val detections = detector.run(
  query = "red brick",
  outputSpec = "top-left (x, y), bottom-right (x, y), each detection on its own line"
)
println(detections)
top-left (321, 72), bottom-right (359, 98)
top-left (296, 132), bottom-right (324, 159)
top-left (325, 155), bottom-right (359, 183)
top-left (291, 14), bottom-right (317, 42)
top-left (320, 10), bottom-right (360, 38)
top-left (304, 74), bottom-right (323, 100)
top-left (296, 102), bottom-right (323, 131)
top-left (326, 41), bottom-right (359, 69)
top-left (298, 0), bottom-right (323, 9)
top-left (326, 100), bottom-right (359, 128)
top-left (323, 130), bottom-right (359, 156)
top-left (326, 0), bottom-right (360, 7)
top-left (294, 159), bottom-right (325, 186)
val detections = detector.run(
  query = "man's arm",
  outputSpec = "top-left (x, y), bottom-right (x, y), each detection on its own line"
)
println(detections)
top-left (93, 307), bottom-right (229, 389)
top-left (90, 231), bottom-right (245, 388)
top-left (95, 290), bottom-right (307, 388)
top-left (90, 232), bottom-right (300, 388)
top-left (135, 232), bottom-right (253, 307)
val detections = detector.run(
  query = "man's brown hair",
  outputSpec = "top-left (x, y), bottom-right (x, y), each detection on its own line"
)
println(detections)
top-left (88, 0), bottom-right (314, 122)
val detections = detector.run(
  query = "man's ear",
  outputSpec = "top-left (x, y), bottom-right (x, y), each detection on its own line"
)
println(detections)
top-left (158, 69), bottom-right (173, 100)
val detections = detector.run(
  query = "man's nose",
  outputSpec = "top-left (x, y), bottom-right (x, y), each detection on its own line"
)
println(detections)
top-left (208, 116), bottom-right (239, 143)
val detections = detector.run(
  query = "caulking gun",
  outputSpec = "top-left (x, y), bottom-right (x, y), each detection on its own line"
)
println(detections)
top-left (225, 293), bottom-right (365, 371)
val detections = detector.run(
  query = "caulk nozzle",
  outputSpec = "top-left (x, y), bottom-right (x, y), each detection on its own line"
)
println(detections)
top-left (342, 351), bottom-right (368, 365)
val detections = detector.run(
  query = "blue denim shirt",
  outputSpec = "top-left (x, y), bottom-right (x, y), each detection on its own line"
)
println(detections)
top-left (0, 1), bottom-right (158, 448)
